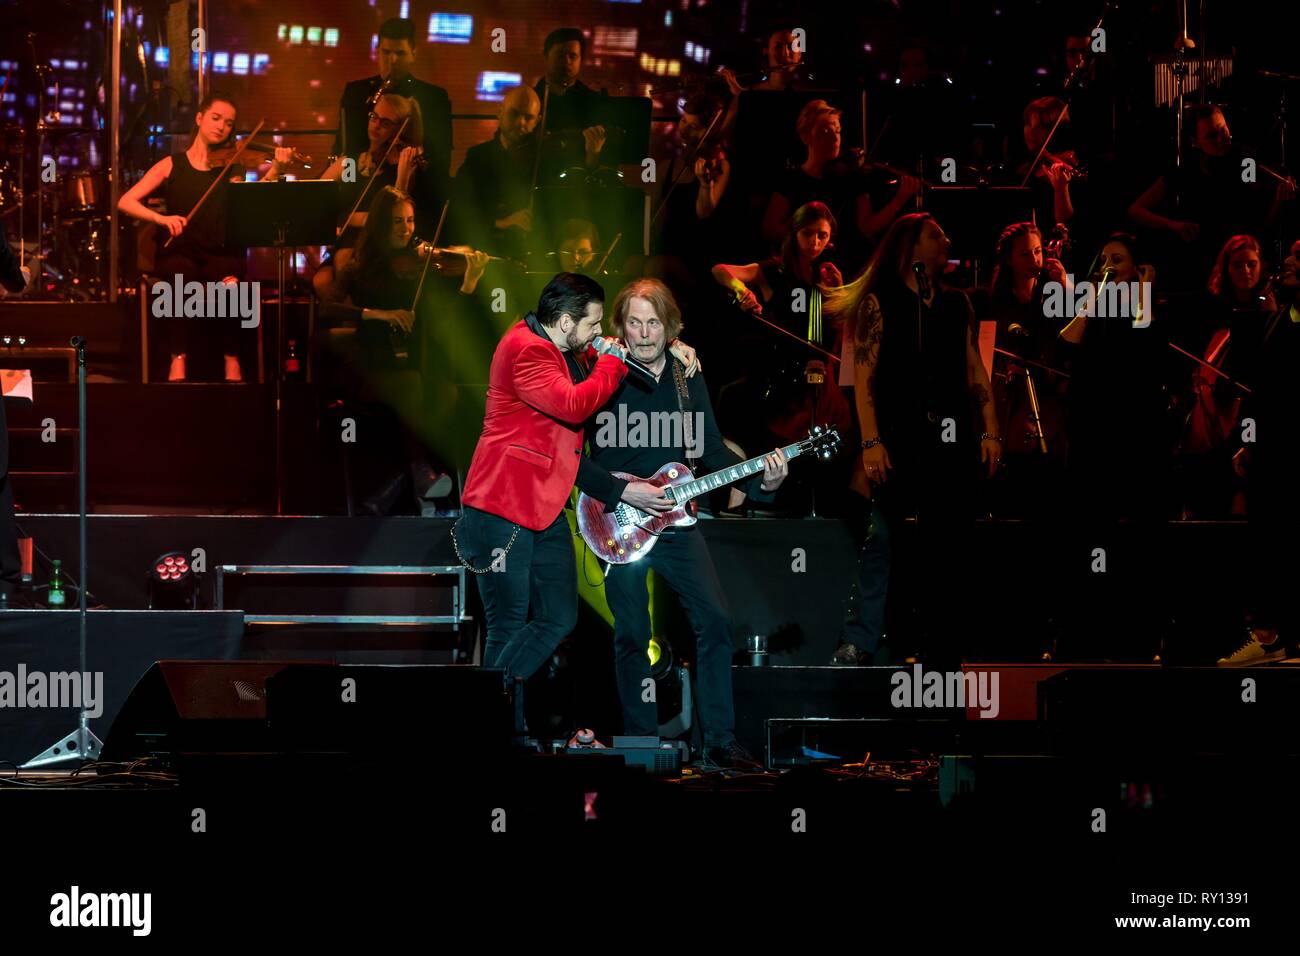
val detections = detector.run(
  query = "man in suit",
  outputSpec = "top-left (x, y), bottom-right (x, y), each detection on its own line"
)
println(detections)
top-left (532, 28), bottom-right (610, 174)
top-left (455, 273), bottom-right (632, 683)
top-left (333, 18), bottom-right (453, 189)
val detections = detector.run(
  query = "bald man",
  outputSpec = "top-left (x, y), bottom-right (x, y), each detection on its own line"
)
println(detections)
top-left (453, 85), bottom-right (542, 259)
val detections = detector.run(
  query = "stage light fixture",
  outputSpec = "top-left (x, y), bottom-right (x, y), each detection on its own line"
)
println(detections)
top-left (148, 551), bottom-right (199, 610)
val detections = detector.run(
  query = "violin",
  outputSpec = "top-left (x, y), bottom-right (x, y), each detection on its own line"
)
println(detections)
top-left (385, 135), bottom-right (427, 171)
top-left (1028, 148), bottom-right (1087, 183)
top-left (206, 136), bottom-right (313, 170)
top-left (390, 241), bottom-right (493, 280)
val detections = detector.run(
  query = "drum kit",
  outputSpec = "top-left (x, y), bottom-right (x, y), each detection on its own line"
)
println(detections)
top-left (1, 121), bottom-right (112, 300)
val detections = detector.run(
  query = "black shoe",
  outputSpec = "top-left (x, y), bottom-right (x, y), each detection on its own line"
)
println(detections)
top-left (699, 741), bottom-right (763, 771)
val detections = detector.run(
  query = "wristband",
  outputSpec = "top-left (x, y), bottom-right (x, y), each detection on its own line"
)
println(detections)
top-left (861, 437), bottom-right (882, 450)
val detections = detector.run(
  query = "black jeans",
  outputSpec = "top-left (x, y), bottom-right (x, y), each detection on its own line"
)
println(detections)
top-left (603, 527), bottom-right (738, 749)
top-left (456, 506), bottom-right (577, 682)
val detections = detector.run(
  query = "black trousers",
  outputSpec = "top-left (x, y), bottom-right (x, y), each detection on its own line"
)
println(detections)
top-left (457, 506), bottom-right (577, 682)
top-left (603, 527), bottom-right (738, 748)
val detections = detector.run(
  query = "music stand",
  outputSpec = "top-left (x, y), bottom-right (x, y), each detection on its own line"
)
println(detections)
top-left (225, 181), bottom-right (339, 513)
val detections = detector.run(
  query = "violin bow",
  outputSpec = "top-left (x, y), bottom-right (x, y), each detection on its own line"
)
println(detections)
top-left (163, 118), bottom-right (265, 248)
top-left (410, 199), bottom-right (450, 311)
top-left (526, 84), bottom-right (550, 215)
top-left (338, 115), bottom-right (411, 235)
top-left (593, 232), bottom-right (622, 276)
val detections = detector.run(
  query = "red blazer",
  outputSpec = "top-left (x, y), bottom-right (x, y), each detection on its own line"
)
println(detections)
top-left (462, 318), bottom-right (628, 530)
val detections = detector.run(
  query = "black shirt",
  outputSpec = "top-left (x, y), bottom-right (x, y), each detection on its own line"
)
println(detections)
top-left (580, 354), bottom-right (769, 510)
top-left (871, 279), bottom-right (975, 454)
top-left (156, 152), bottom-right (247, 280)
top-left (453, 133), bottom-right (538, 256)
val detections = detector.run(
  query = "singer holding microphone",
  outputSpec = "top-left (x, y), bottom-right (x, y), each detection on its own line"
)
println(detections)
top-left (825, 212), bottom-right (1001, 667)
top-left (454, 273), bottom-right (700, 687)
top-left (1056, 232), bottom-right (1170, 661)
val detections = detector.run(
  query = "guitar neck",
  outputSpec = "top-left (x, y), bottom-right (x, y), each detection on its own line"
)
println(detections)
top-left (673, 441), bottom-right (804, 504)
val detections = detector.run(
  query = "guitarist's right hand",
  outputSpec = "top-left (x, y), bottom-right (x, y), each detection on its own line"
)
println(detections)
top-left (155, 214), bottom-right (187, 238)
top-left (622, 481), bottom-right (674, 515)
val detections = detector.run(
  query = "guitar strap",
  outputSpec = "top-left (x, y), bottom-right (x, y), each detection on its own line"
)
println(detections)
top-left (671, 356), bottom-right (698, 470)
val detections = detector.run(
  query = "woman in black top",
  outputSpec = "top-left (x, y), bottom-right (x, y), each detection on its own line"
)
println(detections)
top-left (323, 186), bottom-right (488, 513)
top-left (824, 212), bottom-right (1002, 665)
top-left (974, 221), bottom-right (1072, 516)
top-left (1176, 234), bottom-right (1278, 518)
top-left (119, 91), bottom-right (288, 381)
top-left (760, 99), bottom-right (920, 271)
top-left (311, 94), bottom-right (434, 302)
top-left (711, 202), bottom-right (850, 489)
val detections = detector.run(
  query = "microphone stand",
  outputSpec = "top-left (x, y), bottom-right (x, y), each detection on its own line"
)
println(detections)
top-left (912, 264), bottom-right (928, 528)
top-left (24, 336), bottom-right (102, 767)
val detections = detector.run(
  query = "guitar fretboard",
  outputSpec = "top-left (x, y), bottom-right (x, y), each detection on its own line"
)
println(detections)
top-left (670, 441), bottom-right (805, 504)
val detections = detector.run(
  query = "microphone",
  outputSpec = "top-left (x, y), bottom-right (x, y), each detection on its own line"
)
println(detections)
top-left (591, 335), bottom-right (655, 380)
top-left (912, 261), bottom-right (931, 300)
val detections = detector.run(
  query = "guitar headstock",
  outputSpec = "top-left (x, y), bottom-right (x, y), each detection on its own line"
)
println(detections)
top-left (801, 424), bottom-right (842, 460)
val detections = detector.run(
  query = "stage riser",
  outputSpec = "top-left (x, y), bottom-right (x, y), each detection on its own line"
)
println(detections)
top-left (14, 516), bottom-right (460, 609)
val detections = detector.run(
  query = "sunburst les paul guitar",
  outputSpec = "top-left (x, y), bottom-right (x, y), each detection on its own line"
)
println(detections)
top-left (576, 425), bottom-right (842, 564)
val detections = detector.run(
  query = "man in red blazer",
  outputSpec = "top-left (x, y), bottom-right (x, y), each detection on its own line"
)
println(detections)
top-left (455, 273), bottom-right (632, 683)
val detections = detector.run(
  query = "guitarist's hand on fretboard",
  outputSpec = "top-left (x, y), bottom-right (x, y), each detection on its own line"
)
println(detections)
top-left (758, 448), bottom-right (790, 492)
top-left (621, 481), bottom-right (674, 515)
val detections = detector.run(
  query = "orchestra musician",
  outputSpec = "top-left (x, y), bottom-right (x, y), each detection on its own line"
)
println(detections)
top-left (975, 221), bottom-right (1071, 517)
top-left (332, 17), bottom-right (452, 189)
top-left (453, 85), bottom-right (541, 261)
top-left (1177, 234), bottom-right (1278, 519)
top-left (319, 186), bottom-right (488, 513)
top-left (720, 25), bottom-right (816, 93)
top-left (712, 201), bottom-right (851, 511)
top-left (1127, 105), bottom-right (1294, 294)
top-left (761, 99), bottom-right (920, 270)
top-left (532, 28), bottom-right (610, 173)
top-left (117, 91), bottom-right (281, 382)
top-left (1014, 97), bottom-right (1080, 234)
top-left (311, 93), bottom-right (433, 302)
top-left (1221, 234), bottom-right (1300, 664)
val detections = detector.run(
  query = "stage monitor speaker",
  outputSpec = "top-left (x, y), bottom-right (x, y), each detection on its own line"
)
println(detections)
top-left (103, 661), bottom-right (515, 763)
top-left (101, 660), bottom-right (326, 762)
top-left (264, 664), bottom-right (515, 758)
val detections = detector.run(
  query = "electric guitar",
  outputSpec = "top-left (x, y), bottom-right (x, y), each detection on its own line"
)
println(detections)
top-left (576, 425), bottom-right (842, 564)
